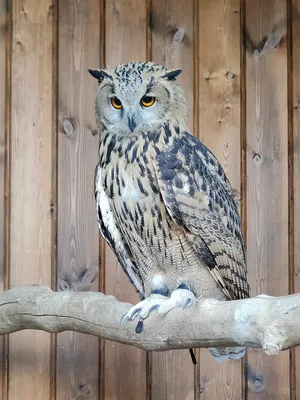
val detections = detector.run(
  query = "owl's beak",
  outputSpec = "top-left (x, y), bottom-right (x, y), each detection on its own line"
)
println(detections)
top-left (127, 113), bottom-right (136, 132)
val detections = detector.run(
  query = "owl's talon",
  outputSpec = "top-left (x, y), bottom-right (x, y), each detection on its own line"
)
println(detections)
top-left (183, 298), bottom-right (193, 308)
top-left (120, 294), bottom-right (167, 327)
top-left (129, 307), bottom-right (142, 320)
top-left (135, 320), bottom-right (144, 333)
top-left (120, 313), bottom-right (129, 326)
top-left (148, 304), bottom-right (160, 314)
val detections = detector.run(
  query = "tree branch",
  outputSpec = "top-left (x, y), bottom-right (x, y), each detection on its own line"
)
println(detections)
top-left (0, 285), bottom-right (299, 355)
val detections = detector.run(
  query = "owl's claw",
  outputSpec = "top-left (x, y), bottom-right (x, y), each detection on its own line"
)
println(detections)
top-left (135, 320), bottom-right (144, 333)
top-left (121, 293), bottom-right (167, 327)
top-left (120, 289), bottom-right (197, 331)
top-left (129, 307), bottom-right (142, 320)
top-left (183, 297), bottom-right (193, 308)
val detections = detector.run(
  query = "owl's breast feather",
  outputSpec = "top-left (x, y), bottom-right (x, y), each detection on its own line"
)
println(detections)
top-left (118, 170), bottom-right (143, 202)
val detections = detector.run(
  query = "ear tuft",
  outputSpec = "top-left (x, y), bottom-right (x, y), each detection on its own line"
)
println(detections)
top-left (161, 69), bottom-right (182, 80)
top-left (88, 69), bottom-right (113, 83)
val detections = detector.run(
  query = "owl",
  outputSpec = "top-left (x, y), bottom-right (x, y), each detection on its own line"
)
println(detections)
top-left (89, 62), bottom-right (250, 361)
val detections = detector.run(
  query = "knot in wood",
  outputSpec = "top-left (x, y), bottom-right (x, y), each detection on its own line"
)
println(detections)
top-left (226, 71), bottom-right (235, 80)
top-left (91, 128), bottom-right (98, 136)
top-left (251, 373), bottom-right (264, 393)
top-left (253, 49), bottom-right (260, 57)
top-left (78, 384), bottom-right (91, 396)
top-left (21, 6), bottom-right (27, 16)
top-left (252, 152), bottom-right (263, 168)
top-left (205, 72), bottom-right (213, 81)
top-left (199, 379), bottom-right (206, 394)
top-left (77, 267), bottom-right (98, 290)
top-left (58, 279), bottom-right (71, 291)
top-left (15, 39), bottom-right (24, 51)
top-left (62, 118), bottom-right (77, 140)
top-left (266, 30), bottom-right (284, 50)
top-left (172, 28), bottom-right (185, 45)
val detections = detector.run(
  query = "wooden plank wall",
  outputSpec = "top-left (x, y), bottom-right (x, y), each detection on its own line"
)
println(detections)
top-left (0, 0), bottom-right (299, 399)
top-left (56, 1), bottom-right (101, 398)
top-left (0, 0), bottom-right (6, 397)
top-left (293, 2), bottom-right (300, 399)
top-left (245, 2), bottom-right (290, 398)
top-left (198, 1), bottom-right (243, 398)
top-left (9, 1), bottom-right (53, 399)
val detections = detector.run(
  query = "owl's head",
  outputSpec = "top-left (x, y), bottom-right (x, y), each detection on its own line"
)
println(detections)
top-left (89, 62), bottom-right (188, 135)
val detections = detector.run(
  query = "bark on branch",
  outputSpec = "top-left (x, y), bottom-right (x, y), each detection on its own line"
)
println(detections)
top-left (0, 285), bottom-right (299, 356)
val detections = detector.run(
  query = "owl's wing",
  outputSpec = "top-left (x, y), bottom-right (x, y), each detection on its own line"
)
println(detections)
top-left (94, 163), bottom-right (145, 300)
top-left (154, 130), bottom-right (249, 300)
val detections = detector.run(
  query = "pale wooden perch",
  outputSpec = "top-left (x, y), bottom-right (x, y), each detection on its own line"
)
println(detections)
top-left (0, 285), bottom-right (299, 356)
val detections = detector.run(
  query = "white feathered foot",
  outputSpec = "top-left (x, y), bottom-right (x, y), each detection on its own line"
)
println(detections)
top-left (209, 346), bottom-right (246, 361)
top-left (120, 288), bottom-right (197, 333)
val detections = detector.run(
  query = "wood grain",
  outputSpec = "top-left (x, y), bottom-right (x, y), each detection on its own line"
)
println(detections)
top-left (0, 0), bottom-right (7, 398)
top-left (0, 0), bottom-right (6, 278)
top-left (292, 0), bottom-right (300, 398)
top-left (151, 0), bottom-right (194, 131)
top-left (57, 0), bottom-right (101, 398)
top-left (9, 0), bottom-right (54, 398)
top-left (245, 1), bottom-right (290, 398)
top-left (104, 1), bottom-right (147, 399)
top-left (150, 1), bottom-right (195, 398)
top-left (197, 0), bottom-right (243, 398)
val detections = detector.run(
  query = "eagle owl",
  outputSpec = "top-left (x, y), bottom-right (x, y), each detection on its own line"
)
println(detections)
top-left (89, 62), bottom-right (250, 361)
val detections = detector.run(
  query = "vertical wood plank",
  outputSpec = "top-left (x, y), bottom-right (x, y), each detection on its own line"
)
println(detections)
top-left (197, 0), bottom-right (243, 398)
top-left (104, 1), bottom-right (147, 399)
top-left (56, 0), bottom-right (101, 399)
top-left (151, 0), bottom-right (194, 130)
top-left (150, 1), bottom-right (195, 399)
top-left (292, 0), bottom-right (300, 398)
top-left (0, 0), bottom-right (7, 397)
top-left (9, 1), bottom-right (54, 398)
top-left (0, 0), bottom-right (6, 274)
top-left (245, 1), bottom-right (290, 398)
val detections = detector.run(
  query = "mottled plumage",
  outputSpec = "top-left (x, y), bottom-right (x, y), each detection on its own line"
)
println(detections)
top-left (89, 62), bottom-right (250, 361)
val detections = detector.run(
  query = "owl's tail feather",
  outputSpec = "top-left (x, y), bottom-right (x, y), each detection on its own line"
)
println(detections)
top-left (209, 346), bottom-right (246, 361)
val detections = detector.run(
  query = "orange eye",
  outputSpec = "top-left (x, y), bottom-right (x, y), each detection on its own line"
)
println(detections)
top-left (111, 96), bottom-right (122, 109)
top-left (141, 96), bottom-right (155, 107)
